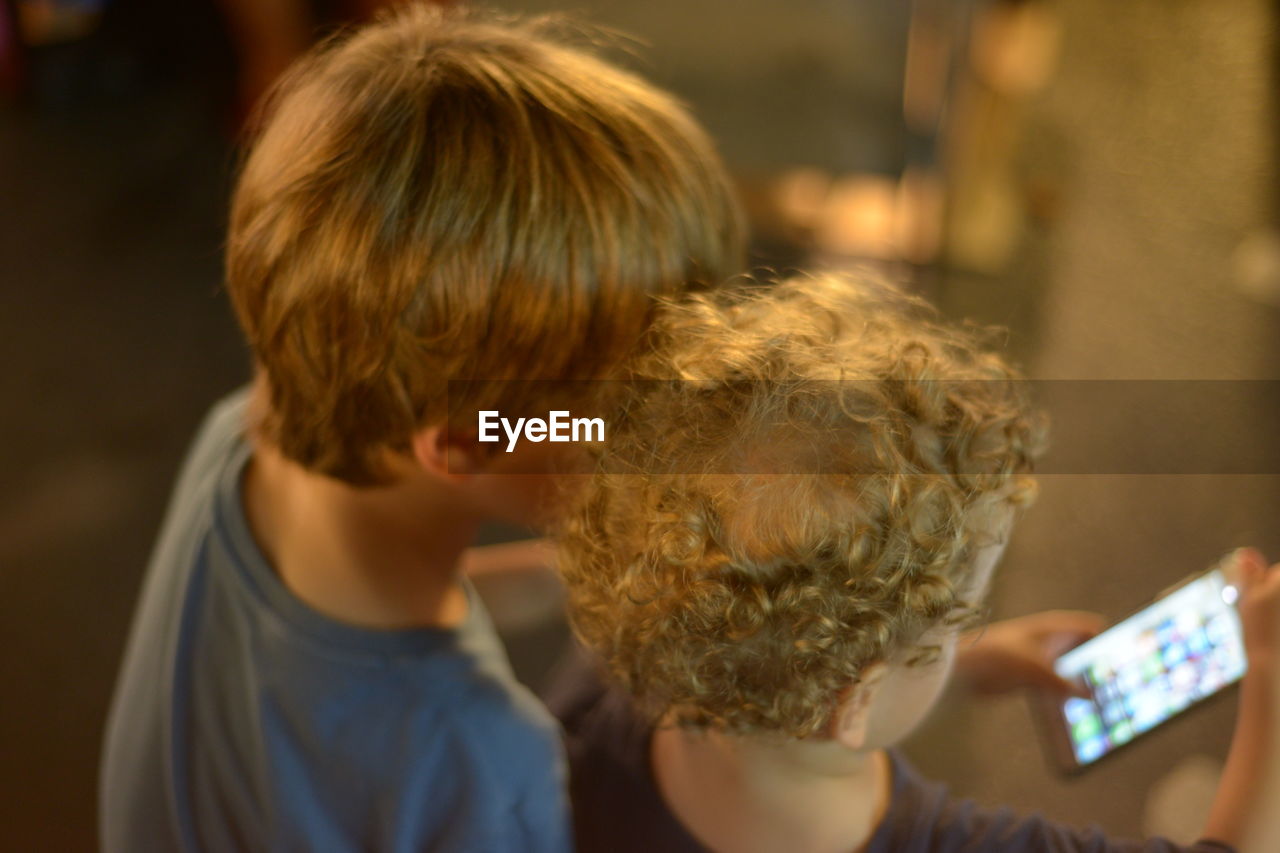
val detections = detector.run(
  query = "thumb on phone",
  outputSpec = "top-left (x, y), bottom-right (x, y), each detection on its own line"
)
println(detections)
top-left (1227, 547), bottom-right (1266, 590)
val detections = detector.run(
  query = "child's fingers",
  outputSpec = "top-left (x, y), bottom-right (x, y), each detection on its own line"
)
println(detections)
top-left (1234, 550), bottom-right (1280, 659)
top-left (1033, 610), bottom-right (1106, 658)
top-left (1231, 547), bottom-right (1268, 591)
top-left (1037, 609), bottom-right (1106, 639)
top-left (1056, 673), bottom-right (1092, 699)
top-left (1031, 662), bottom-right (1089, 697)
top-left (1245, 561), bottom-right (1280, 606)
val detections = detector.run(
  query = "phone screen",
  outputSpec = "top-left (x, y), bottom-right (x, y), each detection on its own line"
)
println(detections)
top-left (1052, 569), bottom-right (1247, 766)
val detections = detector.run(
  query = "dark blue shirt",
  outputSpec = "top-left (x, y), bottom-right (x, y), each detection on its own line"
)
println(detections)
top-left (549, 654), bottom-right (1234, 853)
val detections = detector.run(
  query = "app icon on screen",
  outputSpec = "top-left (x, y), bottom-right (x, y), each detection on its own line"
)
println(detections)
top-left (1162, 642), bottom-right (1187, 668)
top-left (1077, 737), bottom-right (1107, 763)
top-left (1108, 721), bottom-right (1134, 745)
top-left (1064, 698), bottom-right (1095, 724)
top-left (1052, 567), bottom-right (1248, 767)
top-left (1072, 713), bottom-right (1102, 743)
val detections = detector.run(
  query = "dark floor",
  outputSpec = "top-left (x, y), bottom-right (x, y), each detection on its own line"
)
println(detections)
top-left (2, 1), bottom-right (1278, 849)
top-left (1, 73), bottom-right (246, 848)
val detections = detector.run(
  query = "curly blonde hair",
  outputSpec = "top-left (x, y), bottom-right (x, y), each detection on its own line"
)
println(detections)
top-left (559, 272), bottom-right (1046, 738)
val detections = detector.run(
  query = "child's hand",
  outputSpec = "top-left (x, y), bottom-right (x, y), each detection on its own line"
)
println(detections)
top-left (1203, 548), bottom-right (1280, 847)
top-left (956, 610), bottom-right (1104, 696)
top-left (1234, 547), bottom-right (1280, 671)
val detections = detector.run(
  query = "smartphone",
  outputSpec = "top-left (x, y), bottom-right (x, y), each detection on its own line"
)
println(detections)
top-left (1038, 556), bottom-right (1248, 773)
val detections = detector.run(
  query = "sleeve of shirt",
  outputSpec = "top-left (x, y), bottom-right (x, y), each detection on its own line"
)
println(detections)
top-left (916, 793), bottom-right (1235, 853)
top-left (450, 679), bottom-right (574, 853)
top-left (879, 751), bottom-right (1236, 853)
top-left (512, 730), bottom-right (574, 853)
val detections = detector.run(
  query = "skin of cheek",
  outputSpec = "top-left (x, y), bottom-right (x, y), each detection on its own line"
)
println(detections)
top-left (860, 635), bottom-right (961, 749)
top-left (858, 538), bottom-right (1007, 748)
top-left (464, 441), bottom-right (593, 529)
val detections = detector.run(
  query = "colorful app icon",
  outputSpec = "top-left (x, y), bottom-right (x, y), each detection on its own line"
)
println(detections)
top-left (1091, 661), bottom-right (1113, 684)
top-left (1076, 736), bottom-right (1108, 763)
top-left (1064, 697), bottom-right (1095, 724)
top-left (1102, 700), bottom-right (1127, 726)
top-left (1072, 712), bottom-right (1102, 743)
top-left (1162, 642), bottom-right (1187, 668)
top-left (1108, 720), bottom-right (1134, 745)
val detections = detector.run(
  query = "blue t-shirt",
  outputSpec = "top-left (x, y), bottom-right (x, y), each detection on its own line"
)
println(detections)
top-left (100, 390), bottom-right (571, 852)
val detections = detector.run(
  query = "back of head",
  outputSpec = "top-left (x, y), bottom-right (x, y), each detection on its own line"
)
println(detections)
top-left (560, 272), bottom-right (1046, 738)
top-left (226, 4), bottom-right (745, 484)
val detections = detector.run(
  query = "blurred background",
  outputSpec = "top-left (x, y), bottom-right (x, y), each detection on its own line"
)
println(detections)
top-left (2, 0), bottom-right (1278, 847)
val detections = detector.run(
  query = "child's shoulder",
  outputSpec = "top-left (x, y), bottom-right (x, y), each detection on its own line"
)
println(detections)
top-left (168, 386), bottom-right (254, 503)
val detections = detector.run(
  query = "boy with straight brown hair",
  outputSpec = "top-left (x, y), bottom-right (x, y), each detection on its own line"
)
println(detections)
top-left (100, 4), bottom-right (743, 850)
top-left (555, 272), bottom-right (1280, 852)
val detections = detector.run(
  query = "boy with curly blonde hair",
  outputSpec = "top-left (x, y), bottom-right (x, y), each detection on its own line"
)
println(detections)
top-left (100, 5), bottom-right (743, 851)
top-left (553, 273), bottom-right (1280, 852)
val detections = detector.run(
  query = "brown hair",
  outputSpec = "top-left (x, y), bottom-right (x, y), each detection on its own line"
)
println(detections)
top-left (559, 272), bottom-right (1045, 737)
top-left (226, 4), bottom-right (745, 484)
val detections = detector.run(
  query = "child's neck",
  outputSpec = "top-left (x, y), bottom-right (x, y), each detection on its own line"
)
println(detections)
top-left (241, 441), bottom-right (477, 630)
top-left (652, 724), bottom-right (891, 853)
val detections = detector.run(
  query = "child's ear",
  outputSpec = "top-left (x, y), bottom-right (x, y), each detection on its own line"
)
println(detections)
top-left (828, 662), bottom-right (888, 750)
top-left (410, 426), bottom-right (485, 480)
